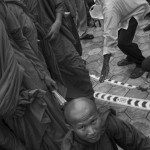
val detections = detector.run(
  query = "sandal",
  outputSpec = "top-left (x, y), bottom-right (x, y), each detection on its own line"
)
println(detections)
top-left (130, 66), bottom-right (145, 79)
top-left (80, 34), bottom-right (94, 40)
top-left (117, 58), bottom-right (134, 66)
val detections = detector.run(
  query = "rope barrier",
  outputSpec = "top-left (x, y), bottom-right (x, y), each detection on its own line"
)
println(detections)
top-left (90, 74), bottom-right (137, 89)
top-left (94, 91), bottom-right (150, 110)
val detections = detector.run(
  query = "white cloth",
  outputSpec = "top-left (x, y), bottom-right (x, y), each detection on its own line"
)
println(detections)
top-left (101, 0), bottom-right (150, 55)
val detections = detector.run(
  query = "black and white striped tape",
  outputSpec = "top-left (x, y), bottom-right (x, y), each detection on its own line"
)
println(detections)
top-left (94, 92), bottom-right (150, 110)
top-left (90, 74), bottom-right (137, 89)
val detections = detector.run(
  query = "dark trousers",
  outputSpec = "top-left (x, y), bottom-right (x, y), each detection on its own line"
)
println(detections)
top-left (118, 17), bottom-right (145, 66)
top-left (142, 56), bottom-right (150, 72)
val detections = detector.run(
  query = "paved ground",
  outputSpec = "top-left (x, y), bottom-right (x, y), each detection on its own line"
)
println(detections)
top-left (81, 22), bottom-right (150, 144)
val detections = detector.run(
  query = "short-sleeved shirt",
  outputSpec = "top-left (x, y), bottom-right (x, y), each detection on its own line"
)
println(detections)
top-left (101, 0), bottom-right (150, 55)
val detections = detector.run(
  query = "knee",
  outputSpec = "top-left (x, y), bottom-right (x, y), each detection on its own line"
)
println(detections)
top-left (118, 42), bottom-right (126, 50)
top-left (142, 57), bottom-right (150, 72)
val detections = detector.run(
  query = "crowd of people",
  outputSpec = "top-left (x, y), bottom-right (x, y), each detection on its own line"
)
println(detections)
top-left (0, 0), bottom-right (150, 150)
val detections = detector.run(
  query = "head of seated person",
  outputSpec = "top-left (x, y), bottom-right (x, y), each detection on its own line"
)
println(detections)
top-left (64, 97), bottom-right (102, 143)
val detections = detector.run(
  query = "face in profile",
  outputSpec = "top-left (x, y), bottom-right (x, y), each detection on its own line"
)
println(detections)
top-left (71, 110), bottom-right (101, 143)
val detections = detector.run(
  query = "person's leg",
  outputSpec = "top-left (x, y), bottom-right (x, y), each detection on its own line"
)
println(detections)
top-left (142, 56), bottom-right (150, 72)
top-left (118, 17), bottom-right (145, 66)
top-left (118, 17), bottom-right (145, 78)
top-left (75, 0), bottom-right (87, 37)
top-left (75, 0), bottom-right (94, 39)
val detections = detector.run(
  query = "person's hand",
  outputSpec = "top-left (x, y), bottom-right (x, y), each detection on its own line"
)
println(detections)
top-left (14, 104), bottom-right (26, 118)
top-left (99, 54), bottom-right (111, 83)
top-left (44, 75), bottom-right (58, 90)
top-left (99, 64), bottom-right (109, 83)
top-left (45, 21), bottom-right (61, 41)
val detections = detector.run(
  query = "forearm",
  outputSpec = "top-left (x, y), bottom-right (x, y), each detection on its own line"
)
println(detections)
top-left (103, 10), bottom-right (120, 56)
top-left (55, 12), bottom-right (63, 26)
top-left (107, 115), bottom-right (150, 150)
top-left (103, 54), bottom-right (111, 66)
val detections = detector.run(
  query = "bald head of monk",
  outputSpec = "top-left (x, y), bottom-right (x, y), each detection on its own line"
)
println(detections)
top-left (64, 97), bottom-right (101, 143)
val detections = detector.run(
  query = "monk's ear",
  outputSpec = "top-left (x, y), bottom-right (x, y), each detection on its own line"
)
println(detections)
top-left (65, 123), bottom-right (73, 130)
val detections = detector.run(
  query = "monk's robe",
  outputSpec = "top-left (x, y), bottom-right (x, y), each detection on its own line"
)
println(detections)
top-left (0, 1), bottom-right (67, 150)
top-left (0, 17), bottom-right (26, 150)
top-left (24, 0), bottom-right (94, 100)
top-left (5, 0), bottom-right (64, 85)
top-left (62, 109), bottom-right (150, 150)
top-left (5, 0), bottom-right (44, 62)
top-left (63, 0), bottom-right (82, 56)
top-left (0, 4), bottom-right (24, 119)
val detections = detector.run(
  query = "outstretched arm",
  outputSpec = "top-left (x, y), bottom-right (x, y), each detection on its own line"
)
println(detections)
top-left (99, 9), bottom-right (120, 82)
top-left (107, 114), bottom-right (150, 150)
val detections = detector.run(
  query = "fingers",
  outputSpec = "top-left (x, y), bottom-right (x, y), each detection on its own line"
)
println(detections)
top-left (14, 110), bottom-right (25, 118)
top-left (99, 74), bottom-right (105, 83)
top-left (45, 30), bottom-right (52, 40)
top-left (50, 80), bottom-right (58, 90)
top-left (53, 83), bottom-right (58, 90)
top-left (50, 33), bottom-right (55, 41)
top-left (14, 105), bottom-right (26, 118)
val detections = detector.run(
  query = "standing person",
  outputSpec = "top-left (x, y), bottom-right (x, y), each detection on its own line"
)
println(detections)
top-left (0, 1), bottom-right (68, 149)
top-left (99, 0), bottom-right (150, 82)
top-left (0, 17), bottom-right (25, 150)
top-left (24, 0), bottom-right (95, 100)
top-left (73, 0), bottom-right (94, 40)
top-left (5, 0), bottom-right (65, 89)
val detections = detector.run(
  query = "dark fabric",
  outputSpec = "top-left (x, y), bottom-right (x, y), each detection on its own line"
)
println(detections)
top-left (0, 2), bottom-right (67, 150)
top-left (142, 56), bottom-right (150, 71)
top-left (61, 109), bottom-right (150, 150)
top-left (0, 18), bottom-right (26, 150)
top-left (106, 114), bottom-right (150, 150)
top-left (5, 0), bottom-right (65, 85)
top-left (118, 17), bottom-right (145, 66)
top-left (24, 0), bottom-right (94, 100)
top-left (33, 0), bottom-right (77, 46)
top-left (8, 40), bottom-right (67, 150)
top-left (0, 18), bottom-right (24, 118)
top-left (0, 120), bottom-right (26, 150)
top-left (5, 0), bottom-right (45, 62)
top-left (10, 43), bottom-right (67, 150)
top-left (63, 0), bottom-right (82, 56)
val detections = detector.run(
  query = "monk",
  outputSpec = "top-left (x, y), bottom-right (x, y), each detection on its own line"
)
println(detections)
top-left (5, 0), bottom-right (64, 87)
top-left (0, 16), bottom-right (26, 150)
top-left (62, 97), bottom-right (150, 150)
top-left (23, 0), bottom-right (94, 100)
top-left (0, 1), bottom-right (67, 149)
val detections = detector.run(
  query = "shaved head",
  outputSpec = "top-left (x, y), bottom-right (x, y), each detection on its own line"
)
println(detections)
top-left (64, 97), bottom-right (97, 125)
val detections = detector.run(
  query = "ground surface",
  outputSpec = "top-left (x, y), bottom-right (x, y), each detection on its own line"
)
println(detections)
top-left (81, 23), bottom-right (150, 147)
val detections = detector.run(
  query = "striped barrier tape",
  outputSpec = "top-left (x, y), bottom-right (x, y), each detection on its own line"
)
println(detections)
top-left (94, 91), bottom-right (150, 110)
top-left (90, 74), bottom-right (137, 89)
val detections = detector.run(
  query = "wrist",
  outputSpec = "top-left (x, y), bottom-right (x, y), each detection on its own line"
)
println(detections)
top-left (55, 19), bottom-right (61, 25)
top-left (103, 54), bottom-right (111, 65)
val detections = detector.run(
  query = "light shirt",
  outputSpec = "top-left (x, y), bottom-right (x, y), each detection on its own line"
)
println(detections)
top-left (101, 0), bottom-right (150, 55)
